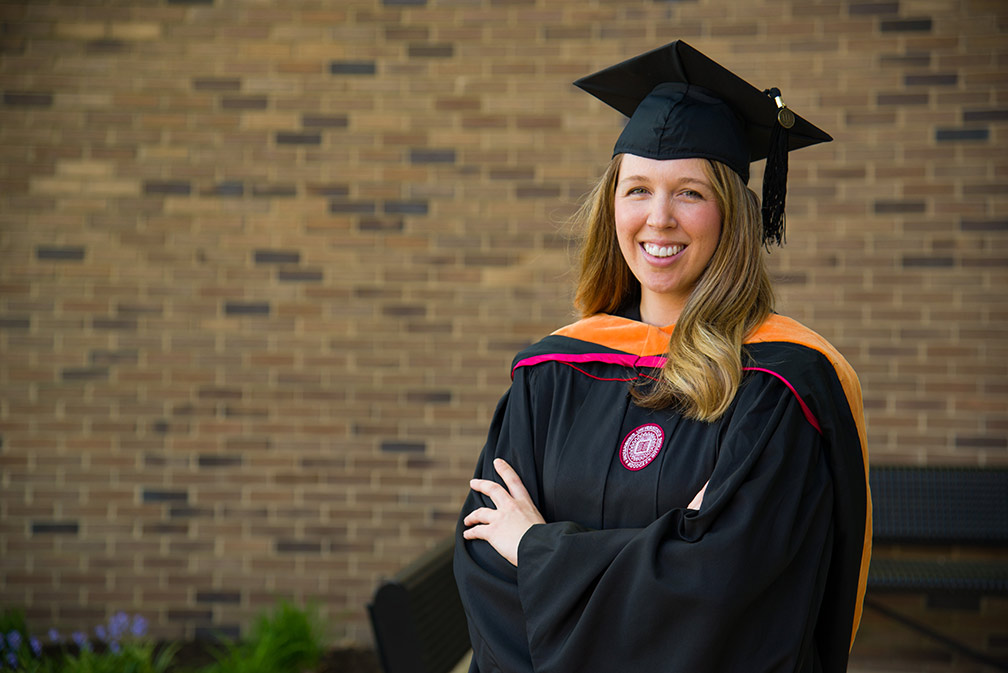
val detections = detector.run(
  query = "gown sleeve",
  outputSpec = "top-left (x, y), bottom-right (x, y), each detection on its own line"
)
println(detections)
top-left (453, 365), bottom-right (550, 673)
top-left (456, 366), bottom-right (849, 673)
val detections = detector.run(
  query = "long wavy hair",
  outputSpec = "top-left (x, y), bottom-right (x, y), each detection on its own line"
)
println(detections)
top-left (573, 154), bottom-right (775, 421)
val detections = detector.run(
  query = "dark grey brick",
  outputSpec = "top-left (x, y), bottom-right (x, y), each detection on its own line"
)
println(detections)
top-left (330, 61), bottom-right (376, 75)
top-left (880, 18), bottom-right (932, 32)
top-left (408, 44), bottom-right (454, 58)
top-left (960, 219), bottom-right (1008, 232)
top-left (3, 91), bottom-right (53, 106)
top-left (60, 367), bottom-right (110, 381)
top-left (848, 2), bottom-right (899, 14)
top-left (301, 114), bottom-right (349, 128)
top-left (275, 539), bottom-right (322, 553)
top-left (384, 200), bottom-right (429, 215)
top-left (36, 246), bottom-right (85, 261)
top-left (198, 454), bottom-right (244, 467)
top-left (936, 128), bottom-right (989, 142)
top-left (31, 521), bottom-right (79, 535)
top-left (901, 255), bottom-right (955, 268)
top-left (144, 180), bottom-right (192, 195)
top-left (195, 625), bottom-right (240, 640)
top-left (142, 489), bottom-right (189, 503)
top-left (207, 181), bottom-right (244, 197)
top-left (358, 218), bottom-right (404, 232)
top-left (254, 249), bottom-right (300, 264)
top-left (92, 317), bottom-right (137, 330)
top-left (406, 390), bottom-right (452, 404)
top-left (0, 317), bottom-right (30, 329)
top-left (251, 184), bottom-right (297, 197)
top-left (89, 349), bottom-right (138, 365)
top-left (276, 131), bottom-right (321, 145)
top-left (196, 591), bottom-right (241, 604)
top-left (904, 73), bottom-right (957, 86)
top-left (307, 183), bottom-right (349, 197)
top-left (87, 39), bottom-right (127, 54)
top-left (880, 52), bottom-right (931, 67)
top-left (963, 109), bottom-right (1008, 123)
top-left (409, 148), bottom-right (456, 164)
top-left (224, 301), bottom-right (270, 316)
top-left (330, 200), bottom-right (376, 214)
top-left (191, 77), bottom-right (240, 91)
top-left (380, 440), bottom-right (426, 453)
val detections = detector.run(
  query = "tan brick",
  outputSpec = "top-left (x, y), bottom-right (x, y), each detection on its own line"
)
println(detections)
top-left (109, 22), bottom-right (161, 40)
top-left (2, 0), bottom-right (1005, 656)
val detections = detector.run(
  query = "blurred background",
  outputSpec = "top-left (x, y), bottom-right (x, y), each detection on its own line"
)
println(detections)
top-left (1, 0), bottom-right (1005, 669)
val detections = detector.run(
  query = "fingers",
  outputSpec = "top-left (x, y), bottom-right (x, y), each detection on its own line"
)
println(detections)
top-left (687, 479), bottom-right (709, 510)
top-left (462, 506), bottom-right (494, 527)
top-left (461, 506), bottom-right (499, 542)
top-left (469, 476), bottom-right (511, 507)
top-left (493, 458), bottom-right (533, 503)
top-left (461, 460), bottom-right (542, 567)
top-left (468, 458), bottom-right (530, 506)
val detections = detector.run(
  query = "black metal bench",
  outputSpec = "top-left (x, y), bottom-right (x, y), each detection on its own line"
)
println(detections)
top-left (366, 468), bottom-right (1008, 672)
top-left (865, 465), bottom-right (1008, 669)
top-left (368, 538), bottom-right (470, 673)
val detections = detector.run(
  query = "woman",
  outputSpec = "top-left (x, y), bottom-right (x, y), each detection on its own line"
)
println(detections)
top-left (454, 41), bottom-right (871, 673)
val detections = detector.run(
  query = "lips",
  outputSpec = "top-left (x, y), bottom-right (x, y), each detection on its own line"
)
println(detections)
top-left (642, 242), bottom-right (685, 258)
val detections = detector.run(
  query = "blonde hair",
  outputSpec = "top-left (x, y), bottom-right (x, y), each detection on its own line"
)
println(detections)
top-left (573, 155), bottom-right (774, 421)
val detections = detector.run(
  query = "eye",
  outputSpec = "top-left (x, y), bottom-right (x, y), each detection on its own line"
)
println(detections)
top-left (626, 186), bottom-right (650, 196)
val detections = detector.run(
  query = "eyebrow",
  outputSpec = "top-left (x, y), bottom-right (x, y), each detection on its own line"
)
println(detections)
top-left (617, 175), bottom-right (711, 188)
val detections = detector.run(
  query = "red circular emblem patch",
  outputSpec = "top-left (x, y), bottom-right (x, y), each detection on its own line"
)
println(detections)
top-left (619, 423), bottom-right (665, 471)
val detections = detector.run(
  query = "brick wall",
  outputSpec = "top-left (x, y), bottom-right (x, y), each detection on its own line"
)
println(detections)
top-left (1, 0), bottom-right (1005, 659)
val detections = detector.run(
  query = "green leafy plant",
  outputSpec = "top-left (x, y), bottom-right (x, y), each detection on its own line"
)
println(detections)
top-left (1, 601), bottom-right (327, 673)
top-left (198, 600), bottom-right (326, 673)
top-left (0, 610), bottom-right (174, 673)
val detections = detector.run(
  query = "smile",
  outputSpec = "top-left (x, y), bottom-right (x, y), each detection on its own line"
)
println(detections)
top-left (643, 242), bottom-right (684, 258)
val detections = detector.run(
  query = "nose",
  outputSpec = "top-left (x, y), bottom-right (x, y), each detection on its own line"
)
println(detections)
top-left (645, 196), bottom-right (676, 228)
top-left (645, 193), bottom-right (677, 227)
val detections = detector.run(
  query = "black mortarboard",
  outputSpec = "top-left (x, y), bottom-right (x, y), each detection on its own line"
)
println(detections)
top-left (573, 40), bottom-right (832, 246)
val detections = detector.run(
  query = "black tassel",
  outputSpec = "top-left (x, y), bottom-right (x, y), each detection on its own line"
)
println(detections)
top-left (762, 87), bottom-right (792, 248)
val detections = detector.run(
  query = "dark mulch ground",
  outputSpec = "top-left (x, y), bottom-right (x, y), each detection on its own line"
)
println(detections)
top-left (315, 649), bottom-right (383, 673)
top-left (168, 642), bottom-right (383, 673)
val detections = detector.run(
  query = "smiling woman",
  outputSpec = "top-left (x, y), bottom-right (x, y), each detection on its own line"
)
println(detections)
top-left (454, 40), bottom-right (871, 673)
top-left (614, 155), bottom-right (723, 327)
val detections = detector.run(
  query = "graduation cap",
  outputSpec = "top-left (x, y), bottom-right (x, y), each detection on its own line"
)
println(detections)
top-left (573, 40), bottom-right (832, 246)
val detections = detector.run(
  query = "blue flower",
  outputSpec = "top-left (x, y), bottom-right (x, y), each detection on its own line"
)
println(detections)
top-left (109, 612), bottom-right (130, 639)
top-left (4, 633), bottom-right (19, 651)
top-left (109, 640), bottom-right (121, 655)
top-left (130, 615), bottom-right (148, 638)
top-left (30, 637), bottom-right (42, 657)
top-left (72, 631), bottom-right (91, 651)
top-left (4, 652), bottom-right (16, 669)
top-left (48, 628), bottom-right (60, 643)
top-left (95, 625), bottom-right (107, 642)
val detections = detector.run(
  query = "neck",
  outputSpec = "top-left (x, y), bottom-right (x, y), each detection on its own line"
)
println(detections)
top-left (639, 294), bottom-right (684, 327)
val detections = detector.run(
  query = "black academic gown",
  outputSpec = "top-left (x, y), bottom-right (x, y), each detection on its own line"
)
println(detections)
top-left (454, 313), bottom-right (871, 673)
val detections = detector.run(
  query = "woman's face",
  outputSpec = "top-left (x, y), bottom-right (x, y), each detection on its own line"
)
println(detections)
top-left (614, 155), bottom-right (723, 325)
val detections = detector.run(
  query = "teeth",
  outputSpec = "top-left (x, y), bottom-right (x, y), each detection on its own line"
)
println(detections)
top-left (643, 243), bottom-right (683, 258)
